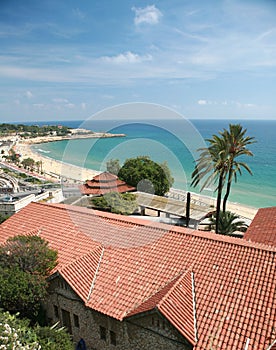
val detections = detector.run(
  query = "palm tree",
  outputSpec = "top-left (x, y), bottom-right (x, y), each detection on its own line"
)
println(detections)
top-left (35, 160), bottom-right (43, 173)
top-left (191, 135), bottom-right (229, 234)
top-left (221, 124), bottom-right (256, 212)
top-left (210, 211), bottom-right (248, 235)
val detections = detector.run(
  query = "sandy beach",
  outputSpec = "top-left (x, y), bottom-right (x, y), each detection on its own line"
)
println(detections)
top-left (9, 136), bottom-right (258, 221)
top-left (13, 138), bottom-right (100, 183)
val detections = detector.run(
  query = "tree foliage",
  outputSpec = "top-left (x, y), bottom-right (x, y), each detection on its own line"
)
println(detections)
top-left (106, 158), bottom-right (121, 175)
top-left (0, 235), bottom-right (57, 277)
top-left (0, 123), bottom-right (71, 138)
top-left (91, 192), bottom-right (138, 215)
top-left (191, 135), bottom-right (228, 233)
top-left (35, 323), bottom-right (74, 350)
top-left (220, 124), bottom-right (256, 212)
top-left (210, 211), bottom-right (248, 235)
top-left (0, 267), bottom-right (47, 321)
top-left (191, 124), bottom-right (255, 233)
top-left (118, 156), bottom-right (174, 196)
top-left (0, 235), bottom-right (57, 323)
top-left (21, 157), bottom-right (36, 171)
top-left (0, 310), bottom-right (73, 350)
top-left (0, 213), bottom-right (10, 224)
top-left (0, 310), bottom-right (40, 349)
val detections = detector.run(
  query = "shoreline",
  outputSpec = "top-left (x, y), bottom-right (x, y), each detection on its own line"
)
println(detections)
top-left (10, 137), bottom-right (258, 221)
top-left (14, 138), bottom-right (101, 183)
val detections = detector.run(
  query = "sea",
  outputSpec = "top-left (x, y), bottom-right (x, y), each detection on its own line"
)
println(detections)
top-left (29, 118), bottom-right (276, 209)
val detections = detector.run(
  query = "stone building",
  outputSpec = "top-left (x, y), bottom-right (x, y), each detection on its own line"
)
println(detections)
top-left (0, 202), bottom-right (275, 350)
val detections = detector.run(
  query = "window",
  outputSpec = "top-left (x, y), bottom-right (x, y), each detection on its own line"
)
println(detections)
top-left (61, 309), bottom-right (72, 334)
top-left (54, 305), bottom-right (59, 318)
top-left (73, 314), bottom-right (79, 328)
top-left (100, 326), bottom-right (107, 341)
top-left (110, 330), bottom-right (117, 346)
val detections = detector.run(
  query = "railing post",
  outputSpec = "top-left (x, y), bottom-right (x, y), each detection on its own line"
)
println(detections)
top-left (186, 192), bottom-right (191, 227)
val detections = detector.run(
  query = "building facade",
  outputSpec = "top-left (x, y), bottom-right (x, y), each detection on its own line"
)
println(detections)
top-left (46, 275), bottom-right (192, 350)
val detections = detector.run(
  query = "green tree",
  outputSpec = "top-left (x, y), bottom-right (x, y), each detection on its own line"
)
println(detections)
top-left (35, 323), bottom-right (74, 350)
top-left (210, 211), bottom-right (248, 235)
top-left (0, 235), bottom-right (57, 322)
top-left (0, 235), bottom-right (57, 277)
top-left (21, 157), bottom-right (35, 171)
top-left (221, 124), bottom-right (256, 212)
top-left (191, 124), bottom-right (255, 233)
top-left (191, 135), bottom-right (228, 233)
top-left (0, 213), bottom-right (10, 224)
top-left (118, 156), bottom-right (174, 196)
top-left (0, 266), bottom-right (47, 321)
top-left (106, 158), bottom-right (121, 175)
top-left (7, 149), bottom-right (20, 164)
top-left (36, 160), bottom-right (43, 173)
top-left (91, 192), bottom-right (138, 215)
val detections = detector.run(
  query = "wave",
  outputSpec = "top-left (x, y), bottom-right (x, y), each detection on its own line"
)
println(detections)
top-left (37, 148), bottom-right (51, 154)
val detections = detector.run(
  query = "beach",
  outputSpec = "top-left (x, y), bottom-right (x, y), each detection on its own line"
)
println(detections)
top-left (13, 138), bottom-right (100, 183)
top-left (9, 136), bottom-right (258, 221)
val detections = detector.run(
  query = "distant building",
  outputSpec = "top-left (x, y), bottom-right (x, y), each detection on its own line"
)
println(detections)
top-left (79, 171), bottom-right (136, 196)
top-left (0, 203), bottom-right (275, 349)
top-left (0, 189), bottom-right (63, 216)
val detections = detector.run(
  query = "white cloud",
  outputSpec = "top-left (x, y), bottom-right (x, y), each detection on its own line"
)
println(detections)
top-left (25, 90), bottom-right (33, 99)
top-left (101, 51), bottom-right (152, 64)
top-left (132, 5), bottom-right (162, 25)
top-left (73, 8), bottom-right (85, 20)
top-left (101, 94), bottom-right (115, 100)
top-left (197, 99), bottom-right (207, 105)
top-left (236, 102), bottom-right (256, 108)
top-left (191, 53), bottom-right (221, 65)
top-left (33, 103), bottom-right (44, 108)
top-left (65, 103), bottom-right (75, 109)
top-left (81, 102), bottom-right (86, 110)
top-left (52, 98), bottom-right (69, 103)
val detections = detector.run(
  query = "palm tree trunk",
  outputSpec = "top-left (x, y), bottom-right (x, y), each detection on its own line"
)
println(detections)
top-left (215, 174), bottom-right (224, 234)
top-left (223, 167), bottom-right (233, 212)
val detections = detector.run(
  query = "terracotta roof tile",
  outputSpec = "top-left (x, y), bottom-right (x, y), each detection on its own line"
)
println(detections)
top-left (79, 171), bottom-right (135, 195)
top-left (244, 207), bottom-right (276, 247)
top-left (158, 272), bottom-right (196, 345)
top-left (93, 172), bottom-right (118, 182)
top-left (126, 275), bottom-right (182, 317)
top-left (60, 246), bottom-right (104, 301)
top-left (0, 202), bottom-right (275, 350)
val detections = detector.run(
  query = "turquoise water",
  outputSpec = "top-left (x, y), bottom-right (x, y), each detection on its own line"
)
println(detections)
top-left (31, 119), bottom-right (276, 208)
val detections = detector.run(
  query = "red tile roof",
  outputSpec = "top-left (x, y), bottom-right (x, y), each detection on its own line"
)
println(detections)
top-left (93, 172), bottom-right (118, 182)
top-left (244, 207), bottom-right (276, 247)
top-left (79, 171), bottom-right (135, 195)
top-left (0, 202), bottom-right (275, 350)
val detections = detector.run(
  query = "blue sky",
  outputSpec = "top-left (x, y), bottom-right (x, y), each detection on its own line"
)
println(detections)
top-left (1, 0), bottom-right (276, 122)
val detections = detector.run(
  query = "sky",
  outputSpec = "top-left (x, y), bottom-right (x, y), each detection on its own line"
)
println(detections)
top-left (1, 0), bottom-right (276, 122)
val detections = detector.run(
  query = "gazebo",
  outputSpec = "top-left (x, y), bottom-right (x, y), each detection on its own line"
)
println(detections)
top-left (79, 172), bottom-right (135, 196)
